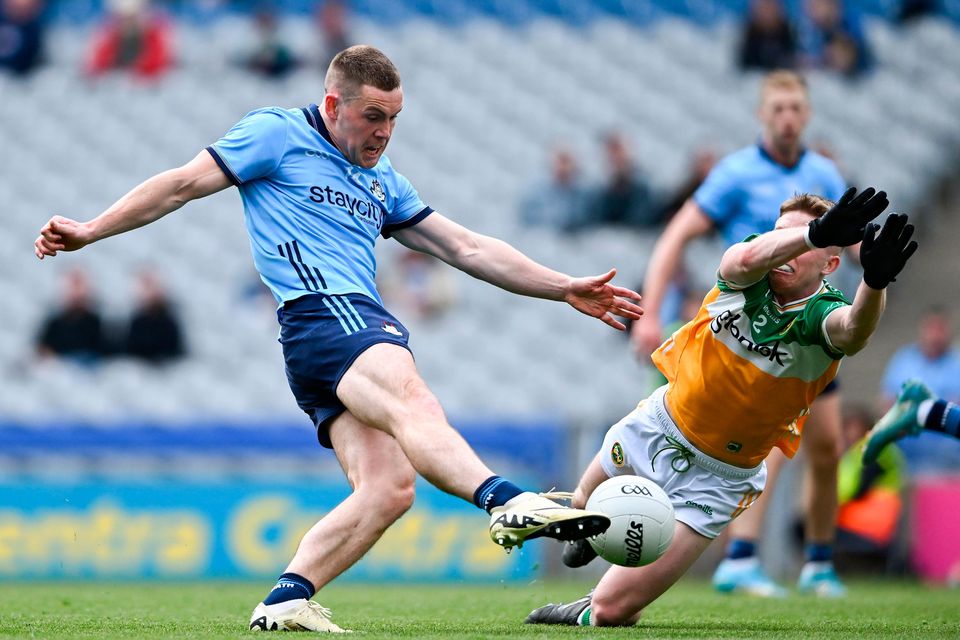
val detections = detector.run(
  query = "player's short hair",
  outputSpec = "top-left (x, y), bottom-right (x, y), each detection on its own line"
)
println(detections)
top-left (760, 70), bottom-right (808, 98)
top-left (781, 193), bottom-right (841, 254)
top-left (325, 45), bottom-right (401, 99)
top-left (780, 193), bottom-right (832, 219)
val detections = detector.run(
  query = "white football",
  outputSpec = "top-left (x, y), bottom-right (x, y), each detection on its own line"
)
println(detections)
top-left (585, 475), bottom-right (675, 567)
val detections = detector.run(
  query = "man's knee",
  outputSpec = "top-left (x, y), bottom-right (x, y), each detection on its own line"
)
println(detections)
top-left (358, 469), bottom-right (416, 524)
top-left (590, 593), bottom-right (640, 627)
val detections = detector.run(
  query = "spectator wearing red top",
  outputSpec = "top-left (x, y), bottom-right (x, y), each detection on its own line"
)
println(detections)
top-left (86, 0), bottom-right (172, 80)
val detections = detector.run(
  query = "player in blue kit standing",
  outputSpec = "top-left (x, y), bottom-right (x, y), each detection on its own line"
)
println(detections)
top-left (34, 45), bottom-right (643, 632)
top-left (629, 70), bottom-right (850, 597)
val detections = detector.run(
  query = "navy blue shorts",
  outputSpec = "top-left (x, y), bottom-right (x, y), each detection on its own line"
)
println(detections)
top-left (278, 293), bottom-right (411, 448)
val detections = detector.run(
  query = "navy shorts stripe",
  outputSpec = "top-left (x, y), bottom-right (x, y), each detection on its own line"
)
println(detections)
top-left (329, 296), bottom-right (361, 333)
top-left (338, 296), bottom-right (368, 329)
top-left (321, 297), bottom-right (354, 334)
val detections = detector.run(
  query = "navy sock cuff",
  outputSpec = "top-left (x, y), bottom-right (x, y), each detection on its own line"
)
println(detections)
top-left (726, 539), bottom-right (756, 560)
top-left (927, 400), bottom-right (947, 431)
top-left (927, 401), bottom-right (960, 438)
top-left (472, 475), bottom-right (524, 513)
top-left (805, 543), bottom-right (833, 563)
top-left (263, 572), bottom-right (315, 605)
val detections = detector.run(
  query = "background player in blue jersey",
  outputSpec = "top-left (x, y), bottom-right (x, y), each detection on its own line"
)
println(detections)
top-left (630, 70), bottom-right (850, 597)
top-left (34, 45), bottom-right (643, 633)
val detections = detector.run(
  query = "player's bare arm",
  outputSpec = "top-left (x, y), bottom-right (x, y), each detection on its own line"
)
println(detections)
top-left (632, 199), bottom-right (713, 355)
top-left (719, 187), bottom-right (890, 288)
top-left (825, 213), bottom-right (918, 355)
top-left (718, 225), bottom-right (811, 287)
top-left (392, 212), bottom-right (643, 330)
top-left (34, 151), bottom-right (230, 259)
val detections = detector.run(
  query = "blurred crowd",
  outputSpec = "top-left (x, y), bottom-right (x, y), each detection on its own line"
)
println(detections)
top-left (0, 0), bottom-right (352, 80)
top-left (2, 0), bottom-right (947, 81)
top-left (520, 138), bottom-right (716, 233)
top-left (36, 269), bottom-right (186, 365)
top-left (738, 0), bottom-right (939, 77)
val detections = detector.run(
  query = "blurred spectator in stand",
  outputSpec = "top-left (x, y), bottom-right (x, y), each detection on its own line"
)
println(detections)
top-left (798, 0), bottom-right (871, 78)
top-left (86, 0), bottom-right (173, 81)
top-left (879, 307), bottom-right (960, 472)
top-left (122, 270), bottom-right (186, 363)
top-left (520, 147), bottom-right (587, 232)
top-left (379, 250), bottom-right (456, 323)
top-left (0, 0), bottom-right (45, 76)
top-left (591, 133), bottom-right (660, 229)
top-left (241, 7), bottom-right (298, 79)
top-left (738, 0), bottom-right (798, 71)
top-left (316, 0), bottom-right (349, 69)
top-left (897, 0), bottom-right (937, 22)
top-left (881, 307), bottom-right (960, 406)
top-left (35, 269), bottom-right (110, 364)
top-left (659, 147), bottom-right (717, 223)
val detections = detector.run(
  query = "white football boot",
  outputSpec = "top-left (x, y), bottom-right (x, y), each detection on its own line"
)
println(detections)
top-left (489, 491), bottom-right (610, 550)
top-left (249, 599), bottom-right (350, 633)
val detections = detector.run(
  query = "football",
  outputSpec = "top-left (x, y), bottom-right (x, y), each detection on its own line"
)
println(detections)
top-left (585, 475), bottom-right (676, 567)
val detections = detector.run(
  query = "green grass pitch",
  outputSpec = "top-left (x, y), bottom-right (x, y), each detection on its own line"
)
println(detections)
top-left (1, 579), bottom-right (957, 638)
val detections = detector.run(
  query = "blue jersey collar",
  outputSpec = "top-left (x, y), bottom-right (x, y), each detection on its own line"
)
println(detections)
top-left (757, 142), bottom-right (806, 170)
top-left (304, 104), bottom-right (334, 146)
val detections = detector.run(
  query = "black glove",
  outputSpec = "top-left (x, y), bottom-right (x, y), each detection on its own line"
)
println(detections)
top-left (806, 187), bottom-right (889, 248)
top-left (860, 213), bottom-right (919, 290)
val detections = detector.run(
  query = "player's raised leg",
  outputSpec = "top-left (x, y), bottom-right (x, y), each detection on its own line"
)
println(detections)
top-left (711, 449), bottom-right (787, 597)
top-left (526, 523), bottom-right (713, 626)
top-left (337, 342), bottom-right (609, 548)
top-left (797, 391), bottom-right (846, 597)
top-left (250, 412), bottom-right (413, 632)
top-left (862, 379), bottom-right (933, 464)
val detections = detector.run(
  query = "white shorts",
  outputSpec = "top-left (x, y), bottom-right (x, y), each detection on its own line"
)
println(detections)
top-left (598, 386), bottom-right (767, 539)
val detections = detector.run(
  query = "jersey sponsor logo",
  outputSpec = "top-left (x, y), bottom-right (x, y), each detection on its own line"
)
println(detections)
top-left (382, 321), bottom-right (402, 337)
top-left (710, 309), bottom-right (788, 365)
top-left (370, 179), bottom-right (386, 203)
top-left (611, 442), bottom-right (625, 467)
top-left (309, 185), bottom-right (384, 228)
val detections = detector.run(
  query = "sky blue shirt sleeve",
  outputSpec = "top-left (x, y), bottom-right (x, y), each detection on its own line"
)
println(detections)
top-left (208, 110), bottom-right (289, 185)
top-left (381, 171), bottom-right (432, 237)
top-left (693, 157), bottom-right (741, 226)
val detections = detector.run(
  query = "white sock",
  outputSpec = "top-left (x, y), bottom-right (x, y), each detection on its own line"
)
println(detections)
top-left (917, 399), bottom-right (934, 427)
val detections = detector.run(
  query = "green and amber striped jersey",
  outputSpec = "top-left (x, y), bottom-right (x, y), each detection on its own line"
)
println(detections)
top-left (653, 270), bottom-right (849, 468)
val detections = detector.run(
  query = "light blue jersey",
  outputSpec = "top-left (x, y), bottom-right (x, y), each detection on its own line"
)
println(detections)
top-left (206, 104), bottom-right (432, 305)
top-left (694, 145), bottom-right (846, 246)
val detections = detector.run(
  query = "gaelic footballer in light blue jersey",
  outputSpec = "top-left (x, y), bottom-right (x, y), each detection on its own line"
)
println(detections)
top-left (207, 103), bottom-right (432, 305)
top-left (694, 144), bottom-right (846, 247)
top-left (35, 45), bottom-right (644, 633)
